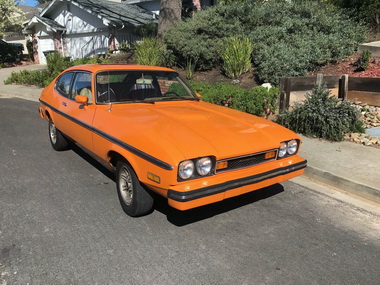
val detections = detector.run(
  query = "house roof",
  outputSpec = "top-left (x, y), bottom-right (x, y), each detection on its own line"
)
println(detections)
top-left (23, 15), bottom-right (66, 34)
top-left (41, 0), bottom-right (156, 27)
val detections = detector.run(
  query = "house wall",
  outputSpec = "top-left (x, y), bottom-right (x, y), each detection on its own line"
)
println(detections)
top-left (42, 2), bottom-right (110, 59)
top-left (64, 32), bottom-right (109, 58)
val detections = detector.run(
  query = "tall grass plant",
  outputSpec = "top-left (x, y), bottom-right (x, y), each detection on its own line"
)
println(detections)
top-left (222, 36), bottom-right (253, 79)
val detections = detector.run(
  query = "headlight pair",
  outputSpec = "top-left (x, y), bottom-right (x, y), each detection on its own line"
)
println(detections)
top-left (278, 139), bottom-right (298, 158)
top-left (178, 157), bottom-right (213, 180)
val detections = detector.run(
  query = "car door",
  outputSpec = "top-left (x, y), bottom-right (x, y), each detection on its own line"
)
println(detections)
top-left (54, 71), bottom-right (96, 151)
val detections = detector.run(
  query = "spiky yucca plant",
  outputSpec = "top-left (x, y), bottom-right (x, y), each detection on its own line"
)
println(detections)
top-left (222, 36), bottom-right (253, 79)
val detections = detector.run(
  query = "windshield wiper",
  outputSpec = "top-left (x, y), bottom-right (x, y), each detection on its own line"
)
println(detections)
top-left (160, 96), bottom-right (199, 101)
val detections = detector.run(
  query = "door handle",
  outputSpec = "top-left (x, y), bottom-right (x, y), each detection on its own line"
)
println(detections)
top-left (62, 102), bottom-right (67, 107)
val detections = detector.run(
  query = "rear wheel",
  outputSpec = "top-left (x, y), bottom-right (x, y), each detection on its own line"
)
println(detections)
top-left (116, 161), bottom-right (154, 217)
top-left (49, 120), bottom-right (69, 151)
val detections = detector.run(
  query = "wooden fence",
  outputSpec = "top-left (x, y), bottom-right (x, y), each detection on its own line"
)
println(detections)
top-left (279, 74), bottom-right (380, 110)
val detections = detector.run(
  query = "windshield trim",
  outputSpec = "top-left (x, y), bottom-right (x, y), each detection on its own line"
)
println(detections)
top-left (95, 69), bottom-right (198, 105)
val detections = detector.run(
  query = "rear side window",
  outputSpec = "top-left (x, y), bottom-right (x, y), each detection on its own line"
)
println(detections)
top-left (55, 72), bottom-right (74, 97)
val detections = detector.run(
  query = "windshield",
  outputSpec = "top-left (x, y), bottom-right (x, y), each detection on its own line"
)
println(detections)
top-left (96, 70), bottom-right (197, 104)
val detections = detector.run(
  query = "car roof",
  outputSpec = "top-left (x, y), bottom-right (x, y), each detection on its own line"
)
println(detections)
top-left (65, 64), bottom-right (175, 73)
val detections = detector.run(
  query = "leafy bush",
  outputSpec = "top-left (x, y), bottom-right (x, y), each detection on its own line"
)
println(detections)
top-left (232, 86), bottom-right (278, 117)
top-left (276, 86), bottom-right (364, 141)
top-left (165, 2), bottom-right (367, 84)
top-left (5, 53), bottom-right (108, 87)
top-left (46, 52), bottom-right (71, 77)
top-left (165, 5), bottom-right (247, 70)
top-left (189, 81), bottom-right (278, 117)
top-left (222, 36), bottom-right (253, 79)
top-left (328, 0), bottom-right (380, 30)
top-left (4, 69), bottom-right (52, 87)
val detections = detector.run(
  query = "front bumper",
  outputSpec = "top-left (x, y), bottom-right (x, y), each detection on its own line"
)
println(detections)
top-left (167, 159), bottom-right (307, 210)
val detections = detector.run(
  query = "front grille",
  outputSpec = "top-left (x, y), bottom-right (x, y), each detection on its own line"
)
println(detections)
top-left (216, 150), bottom-right (277, 173)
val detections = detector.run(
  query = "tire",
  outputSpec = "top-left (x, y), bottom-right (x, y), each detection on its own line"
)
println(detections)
top-left (116, 161), bottom-right (154, 217)
top-left (48, 120), bottom-right (69, 151)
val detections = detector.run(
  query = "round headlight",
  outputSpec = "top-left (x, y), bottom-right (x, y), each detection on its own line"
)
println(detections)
top-left (287, 140), bottom-right (298, 155)
top-left (196, 157), bottom-right (212, 176)
top-left (178, 160), bottom-right (194, 180)
top-left (278, 142), bottom-right (287, 157)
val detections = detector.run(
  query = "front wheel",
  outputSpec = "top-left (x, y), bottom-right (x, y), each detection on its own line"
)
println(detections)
top-left (48, 120), bottom-right (69, 151)
top-left (116, 161), bottom-right (154, 217)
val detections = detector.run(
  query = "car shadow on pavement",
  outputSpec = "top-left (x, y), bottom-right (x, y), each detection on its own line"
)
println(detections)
top-left (69, 144), bottom-right (285, 226)
top-left (153, 184), bottom-right (284, 227)
top-left (71, 144), bottom-right (115, 182)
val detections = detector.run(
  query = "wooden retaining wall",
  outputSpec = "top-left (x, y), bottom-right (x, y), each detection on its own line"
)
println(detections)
top-left (279, 74), bottom-right (380, 110)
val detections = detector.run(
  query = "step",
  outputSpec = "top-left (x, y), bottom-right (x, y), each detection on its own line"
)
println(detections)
top-left (358, 41), bottom-right (380, 56)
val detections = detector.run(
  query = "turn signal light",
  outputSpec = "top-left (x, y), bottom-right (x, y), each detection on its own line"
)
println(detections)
top-left (216, 161), bottom-right (228, 170)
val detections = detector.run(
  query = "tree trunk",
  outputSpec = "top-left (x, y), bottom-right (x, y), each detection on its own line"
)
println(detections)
top-left (157, 0), bottom-right (182, 39)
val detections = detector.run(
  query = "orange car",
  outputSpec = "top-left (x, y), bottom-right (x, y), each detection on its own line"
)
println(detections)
top-left (39, 64), bottom-right (307, 217)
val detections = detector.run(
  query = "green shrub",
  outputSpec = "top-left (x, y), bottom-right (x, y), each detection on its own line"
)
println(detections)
top-left (222, 36), bottom-right (253, 79)
top-left (4, 53), bottom-right (108, 87)
top-left (165, 5), bottom-right (247, 70)
top-left (165, 2), bottom-right (367, 84)
top-left (118, 40), bottom-right (131, 53)
top-left (134, 38), bottom-right (165, 66)
top-left (189, 81), bottom-right (278, 117)
top-left (46, 52), bottom-right (71, 77)
top-left (4, 69), bottom-right (52, 87)
top-left (232, 86), bottom-right (278, 117)
top-left (355, 49), bottom-right (371, 71)
top-left (276, 86), bottom-right (364, 141)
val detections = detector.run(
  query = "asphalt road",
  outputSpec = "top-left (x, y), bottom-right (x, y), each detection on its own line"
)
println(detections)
top-left (1, 98), bottom-right (379, 285)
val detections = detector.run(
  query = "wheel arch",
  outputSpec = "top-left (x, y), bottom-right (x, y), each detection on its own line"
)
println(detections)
top-left (44, 109), bottom-right (52, 121)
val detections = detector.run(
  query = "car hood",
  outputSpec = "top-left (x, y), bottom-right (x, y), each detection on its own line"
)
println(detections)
top-left (98, 101), bottom-right (299, 161)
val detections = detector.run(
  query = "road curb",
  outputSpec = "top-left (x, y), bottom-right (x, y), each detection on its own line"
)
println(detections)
top-left (0, 93), bottom-right (39, 102)
top-left (302, 165), bottom-right (380, 204)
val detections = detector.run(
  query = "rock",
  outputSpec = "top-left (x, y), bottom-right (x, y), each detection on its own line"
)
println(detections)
top-left (351, 133), bottom-right (360, 139)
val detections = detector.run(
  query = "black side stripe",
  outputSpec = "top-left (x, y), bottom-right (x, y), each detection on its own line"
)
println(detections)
top-left (40, 99), bottom-right (174, 170)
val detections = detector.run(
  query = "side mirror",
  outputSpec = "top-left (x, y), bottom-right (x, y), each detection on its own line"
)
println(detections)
top-left (75, 95), bottom-right (88, 105)
top-left (195, 92), bottom-right (202, 98)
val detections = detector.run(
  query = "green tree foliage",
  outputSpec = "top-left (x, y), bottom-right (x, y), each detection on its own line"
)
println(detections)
top-left (0, 0), bottom-right (25, 37)
top-left (165, 1), bottom-right (367, 84)
top-left (276, 86), bottom-right (364, 141)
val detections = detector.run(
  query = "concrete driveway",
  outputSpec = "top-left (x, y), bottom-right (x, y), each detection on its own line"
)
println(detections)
top-left (0, 64), bottom-right (45, 101)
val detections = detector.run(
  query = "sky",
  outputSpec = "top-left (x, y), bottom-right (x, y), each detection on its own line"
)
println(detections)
top-left (17, 0), bottom-right (39, 7)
